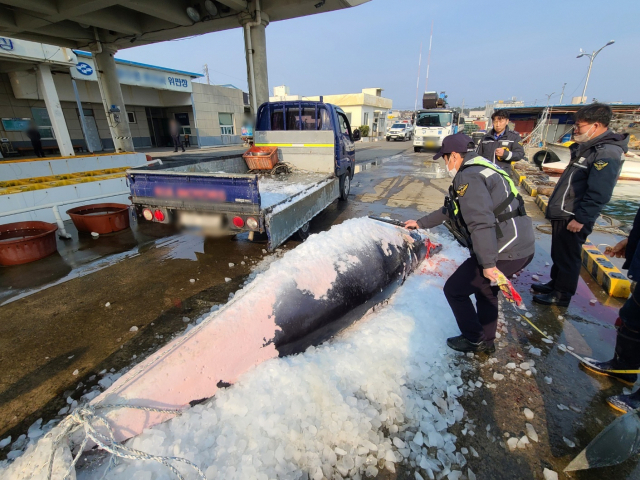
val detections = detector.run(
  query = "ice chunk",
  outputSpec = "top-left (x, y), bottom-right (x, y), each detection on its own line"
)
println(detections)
top-left (413, 431), bottom-right (424, 446)
top-left (393, 437), bottom-right (405, 448)
top-left (506, 363), bottom-right (516, 369)
top-left (541, 338), bottom-right (553, 344)
top-left (557, 404), bottom-right (569, 411)
top-left (493, 372), bottom-right (505, 381)
top-left (229, 263), bottom-right (235, 267)
top-left (129, 326), bottom-right (138, 332)
top-left (189, 279), bottom-right (195, 283)
top-left (507, 437), bottom-right (518, 451)
top-left (470, 446), bottom-right (479, 458)
top-left (529, 347), bottom-right (542, 356)
top-left (544, 376), bottom-right (553, 384)
top-left (335, 447), bottom-right (347, 456)
top-left (563, 437), bottom-right (576, 448)
top-left (225, 277), bottom-right (232, 282)
top-left (543, 468), bottom-right (559, 480)
top-left (0, 436), bottom-right (11, 449)
top-left (517, 436), bottom-right (530, 449)
top-left (520, 362), bottom-right (530, 370)
top-left (72, 369), bottom-right (79, 376)
top-left (468, 468), bottom-right (477, 480)
top-left (415, 472), bottom-right (424, 480)
top-left (523, 408), bottom-right (534, 420)
top-left (532, 275), bottom-right (539, 281)
top-left (590, 298), bottom-right (597, 305)
top-left (104, 302), bottom-right (110, 307)
top-left (525, 423), bottom-right (538, 442)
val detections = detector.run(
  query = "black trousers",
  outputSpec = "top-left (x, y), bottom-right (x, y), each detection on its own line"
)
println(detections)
top-left (172, 135), bottom-right (184, 151)
top-left (444, 254), bottom-right (533, 344)
top-left (616, 283), bottom-right (640, 367)
top-left (32, 140), bottom-right (45, 157)
top-left (550, 219), bottom-right (593, 295)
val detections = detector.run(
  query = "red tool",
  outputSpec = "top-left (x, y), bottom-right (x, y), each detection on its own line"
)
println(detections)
top-left (495, 273), bottom-right (523, 308)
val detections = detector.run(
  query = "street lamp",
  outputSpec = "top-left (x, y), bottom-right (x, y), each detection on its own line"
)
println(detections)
top-left (577, 40), bottom-right (615, 103)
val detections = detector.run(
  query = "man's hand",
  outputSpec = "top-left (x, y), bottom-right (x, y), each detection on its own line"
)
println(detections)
top-left (567, 219), bottom-right (584, 233)
top-left (483, 267), bottom-right (502, 283)
top-left (605, 238), bottom-right (628, 258)
top-left (495, 147), bottom-right (505, 158)
top-left (404, 220), bottom-right (419, 230)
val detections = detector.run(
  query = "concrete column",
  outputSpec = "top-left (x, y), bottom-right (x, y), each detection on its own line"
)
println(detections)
top-left (240, 11), bottom-right (270, 116)
top-left (36, 64), bottom-right (75, 156)
top-left (92, 47), bottom-right (134, 152)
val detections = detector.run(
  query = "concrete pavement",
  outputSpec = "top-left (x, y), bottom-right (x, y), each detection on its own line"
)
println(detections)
top-left (0, 144), bottom-right (637, 479)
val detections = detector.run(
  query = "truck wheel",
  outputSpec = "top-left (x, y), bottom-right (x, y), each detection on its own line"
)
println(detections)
top-left (297, 222), bottom-right (310, 241)
top-left (414, 147), bottom-right (421, 153)
top-left (339, 173), bottom-right (350, 201)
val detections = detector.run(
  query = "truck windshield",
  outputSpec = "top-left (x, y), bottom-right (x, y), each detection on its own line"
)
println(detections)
top-left (257, 104), bottom-right (333, 131)
top-left (416, 112), bottom-right (453, 127)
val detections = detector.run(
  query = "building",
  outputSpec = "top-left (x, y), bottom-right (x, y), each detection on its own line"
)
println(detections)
top-left (269, 87), bottom-right (393, 137)
top-left (0, 37), bottom-right (249, 157)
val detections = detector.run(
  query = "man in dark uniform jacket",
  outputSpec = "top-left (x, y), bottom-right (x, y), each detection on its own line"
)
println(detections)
top-left (404, 133), bottom-right (535, 353)
top-left (532, 103), bottom-right (629, 307)
top-left (476, 110), bottom-right (525, 170)
top-left (581, 206), bottom-right (640, 413)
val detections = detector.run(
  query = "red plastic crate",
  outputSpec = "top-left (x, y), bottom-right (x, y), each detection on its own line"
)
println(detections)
top-left (243, 146), bottom-right (279, 170)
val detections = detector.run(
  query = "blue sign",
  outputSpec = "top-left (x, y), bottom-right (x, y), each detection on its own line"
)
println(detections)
top-left (168, 77), bottom-right (188, 88)
top-left (0, 38), bottom-right (13, 51)
top-left (76, 62), bottom-right (94, 76)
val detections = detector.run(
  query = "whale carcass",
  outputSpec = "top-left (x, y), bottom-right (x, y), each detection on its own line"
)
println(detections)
top-left (85, 218), bottom-right (439, 445)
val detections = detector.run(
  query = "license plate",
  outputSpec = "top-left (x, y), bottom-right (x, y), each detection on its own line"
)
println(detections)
top-left (426, 141), bottom-right (435, 147)
top-left (178, 211), bottom-right (223, 229)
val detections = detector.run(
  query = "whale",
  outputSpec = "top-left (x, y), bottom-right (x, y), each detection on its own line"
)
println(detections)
top-left (88, 218), bottom-right (439, 444)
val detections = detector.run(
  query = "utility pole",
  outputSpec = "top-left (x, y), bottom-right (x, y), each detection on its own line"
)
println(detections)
top-left (559, 82), bottom-right (567, 104)
top-left (543, 92), bottom-right (555, 144)
top-left (413, 42), bottom-right (422, 112)
top-left (204, 64), bottom-right (210, 85)
top-left (577, 40), bottom-right (614, 104)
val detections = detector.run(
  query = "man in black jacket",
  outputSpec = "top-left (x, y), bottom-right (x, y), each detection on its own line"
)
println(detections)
top-left (581, 206), bottom-right (640, 412)
top-left (476, 110), bottom-right (524, 170)
top-left (405, 133), bottom-right (535, 353)
top-left (533, 103), bottom-right (629, 306)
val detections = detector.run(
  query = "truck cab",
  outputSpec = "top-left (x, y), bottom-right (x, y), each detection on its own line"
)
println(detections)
top-left (255, 101), bottom-right (359, 185)
top-left (413, 109), bottom-right (465, 152)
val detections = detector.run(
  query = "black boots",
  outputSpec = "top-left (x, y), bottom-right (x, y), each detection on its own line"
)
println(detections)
top-left (446, 335), bottom-right (495, 354)
top-left (532, 291), bottom-right (572, 307)
top-left (580, 358), bottom-right (638, 385)
top-left (607, 390), bottom-right (640, 414)
top-left (531, 281), bottom-right (555, 294)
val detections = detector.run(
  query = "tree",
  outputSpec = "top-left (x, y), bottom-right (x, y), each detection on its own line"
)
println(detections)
top-left (359, 125), bottom-right (369, 137)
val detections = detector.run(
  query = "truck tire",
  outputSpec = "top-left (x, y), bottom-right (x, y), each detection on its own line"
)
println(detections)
top-left (339, 173), bottom-right (350, 201)
top-left (414, 147), bottom-right (421, 153)
top-left (297, 221), bottom-right (310, 241)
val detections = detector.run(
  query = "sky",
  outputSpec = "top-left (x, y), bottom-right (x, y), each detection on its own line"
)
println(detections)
top-left (115, 0), bottom-right (640, 110)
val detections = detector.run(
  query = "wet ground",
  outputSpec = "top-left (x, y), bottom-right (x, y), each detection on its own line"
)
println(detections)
top-left (1, 142), bottom-right (638, 479)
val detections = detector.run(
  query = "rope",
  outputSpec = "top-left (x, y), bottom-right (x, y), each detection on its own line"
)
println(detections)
top-left (505, 301), bottom-right (640, 374)
top-left (46, 404), bottom-right (206, 480)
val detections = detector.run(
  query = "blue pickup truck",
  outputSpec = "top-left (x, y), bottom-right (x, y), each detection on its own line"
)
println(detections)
top-left (127, 101), bottom-right (361, 249)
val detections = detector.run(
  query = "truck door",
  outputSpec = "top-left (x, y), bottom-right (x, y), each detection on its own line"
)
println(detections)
top-left (336, 111), bottom-right (355, 176)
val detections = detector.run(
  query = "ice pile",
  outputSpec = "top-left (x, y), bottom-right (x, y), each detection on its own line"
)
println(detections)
top-left (2, 225), bottom-right (471, 480)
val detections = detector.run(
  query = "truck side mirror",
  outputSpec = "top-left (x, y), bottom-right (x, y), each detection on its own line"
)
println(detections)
top-left (352, 129), bottom-right (361, 141)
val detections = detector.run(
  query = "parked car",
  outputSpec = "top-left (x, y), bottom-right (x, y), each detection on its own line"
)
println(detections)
top-left (386, 123), bottom-right (413, 142)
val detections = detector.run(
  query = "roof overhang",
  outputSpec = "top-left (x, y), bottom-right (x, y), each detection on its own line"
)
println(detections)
top-left (0, 0), bottom-right (370, 51)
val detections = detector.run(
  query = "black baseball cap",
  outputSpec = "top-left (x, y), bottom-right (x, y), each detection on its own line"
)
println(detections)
top-left (433, 133), bottom-right (475, 160)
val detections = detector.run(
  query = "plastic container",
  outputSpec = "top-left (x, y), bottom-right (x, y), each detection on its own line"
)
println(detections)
top-left (66, 203), bottom-right (131, 235)
top-left (0, 221), bottom-right (58, 266)
top-left (243, 146), bottom-right (279, 170)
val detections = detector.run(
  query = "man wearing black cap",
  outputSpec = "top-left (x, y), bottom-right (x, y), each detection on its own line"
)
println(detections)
top-left (477, 110), bottom-right (525, 170)
top-left (405, 133), bottom-right (535, 353)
